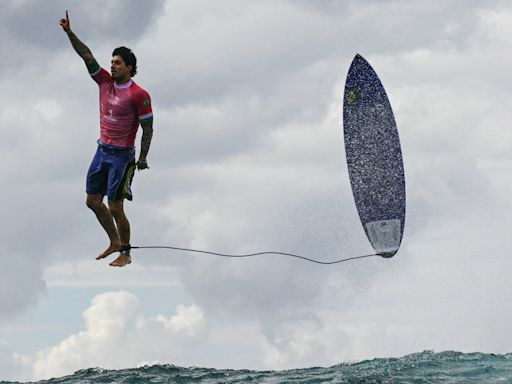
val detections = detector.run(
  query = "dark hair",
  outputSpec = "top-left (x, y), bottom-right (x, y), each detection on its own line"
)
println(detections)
top-left (112, 46), bottom-right (138, 77)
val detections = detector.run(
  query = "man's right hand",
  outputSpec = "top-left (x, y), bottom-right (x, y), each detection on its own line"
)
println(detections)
top-left (59, 10), bottom-right (71, 32)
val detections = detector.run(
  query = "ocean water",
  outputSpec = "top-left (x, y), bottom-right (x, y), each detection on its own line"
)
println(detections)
top-left (3, 351), bottom-right (512, 384)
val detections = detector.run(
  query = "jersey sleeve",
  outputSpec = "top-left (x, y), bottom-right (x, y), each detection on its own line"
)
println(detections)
top-left (135, 90), bottom-right (153, 121)
top-left (90, 67), bottom-right (112, 85)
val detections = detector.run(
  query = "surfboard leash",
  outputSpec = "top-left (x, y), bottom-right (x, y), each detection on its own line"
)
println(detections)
top-left (125, 245), bottom-right (381, 265)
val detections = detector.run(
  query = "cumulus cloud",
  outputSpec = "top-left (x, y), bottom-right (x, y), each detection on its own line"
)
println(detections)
top-left (32, 291), bottom-right (140, 378)
top-left (31, 291), bottom-right (206, 380)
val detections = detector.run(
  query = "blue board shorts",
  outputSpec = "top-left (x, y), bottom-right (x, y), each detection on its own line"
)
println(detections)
top-left (86, 141), bottom-right (136, 201)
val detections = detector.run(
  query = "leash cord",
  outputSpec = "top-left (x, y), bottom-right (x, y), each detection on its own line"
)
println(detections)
top-left (128, 245), bottom-right (381, 265)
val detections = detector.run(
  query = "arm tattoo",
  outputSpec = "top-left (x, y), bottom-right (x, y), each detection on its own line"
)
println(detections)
top-left (139, 118), bottom-right (154, 161)
top-left (66, 30), bottom-right (96, 66)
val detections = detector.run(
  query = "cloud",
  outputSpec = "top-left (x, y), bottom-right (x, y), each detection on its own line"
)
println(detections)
top-left (0, 339), bottom-right (30, 381)
top-left (7, 290), bottom-right (408, 381)
top-left (0, 1), bottom-right (164, 71)
top-left (12, 257), bottom-right (512, 382)
top-left (31, 291), bottom-right (140, 379)
top-left (2, 0), bottom-right (512, 380)
top-left (0, 253), bottom-right (46, 323)
top-left (135, 2), bottom-right (512, 367)
top-left (28, 291), bottom-right (207, 380)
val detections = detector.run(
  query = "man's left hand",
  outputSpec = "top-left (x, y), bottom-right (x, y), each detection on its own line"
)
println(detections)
top-left (137, 159), bottom-right (149, 170)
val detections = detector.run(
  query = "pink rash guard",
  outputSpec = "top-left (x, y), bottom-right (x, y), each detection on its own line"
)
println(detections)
top-left (91, 67), bottom-right (153, 147)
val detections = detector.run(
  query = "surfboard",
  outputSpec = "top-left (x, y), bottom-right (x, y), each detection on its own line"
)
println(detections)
top-left (343, 54), bottom-right (405, 258)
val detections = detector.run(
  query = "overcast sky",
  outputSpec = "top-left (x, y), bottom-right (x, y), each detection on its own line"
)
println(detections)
top-left (2, 0), bottom-right (512, 381)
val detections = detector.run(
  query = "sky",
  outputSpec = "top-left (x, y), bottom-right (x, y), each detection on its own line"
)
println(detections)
top-left (1, 0), bottom-right (512, 381)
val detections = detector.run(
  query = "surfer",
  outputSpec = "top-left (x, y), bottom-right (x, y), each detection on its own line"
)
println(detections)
top-left (59, 11), bottom-right (154, 267)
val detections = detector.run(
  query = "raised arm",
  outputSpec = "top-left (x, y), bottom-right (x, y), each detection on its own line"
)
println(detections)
top-left (59, 10), bottom-right (99, 73)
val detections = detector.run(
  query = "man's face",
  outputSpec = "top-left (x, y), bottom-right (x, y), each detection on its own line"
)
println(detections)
top-left (110, 55), bottom-right (132, 81)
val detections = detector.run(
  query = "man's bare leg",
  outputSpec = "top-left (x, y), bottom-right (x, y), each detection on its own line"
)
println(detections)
top-left (86, 194), bottom-right (121, 259)
top-left (108, 199), bottom-right (132, 267)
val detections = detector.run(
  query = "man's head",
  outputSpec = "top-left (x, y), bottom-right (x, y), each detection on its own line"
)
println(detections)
top-left (111, 46), bottom-right (137, 81)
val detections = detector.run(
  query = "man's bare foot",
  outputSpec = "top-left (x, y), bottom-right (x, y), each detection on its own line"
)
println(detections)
top-left (95, 243), bottom-right (121, 260)
top-left (109, 253), bottom-right (132, 267)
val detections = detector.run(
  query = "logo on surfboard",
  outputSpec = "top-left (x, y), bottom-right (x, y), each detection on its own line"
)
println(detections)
top-left (345, 89), bottom-right (357, 105)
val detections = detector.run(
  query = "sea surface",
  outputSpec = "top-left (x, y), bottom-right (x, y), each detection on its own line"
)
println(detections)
top-left (3, 351), bottom-right (512, 384)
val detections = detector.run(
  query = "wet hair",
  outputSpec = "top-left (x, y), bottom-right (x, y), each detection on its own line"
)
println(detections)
top-left (112, 46), bottom-right (138, 77)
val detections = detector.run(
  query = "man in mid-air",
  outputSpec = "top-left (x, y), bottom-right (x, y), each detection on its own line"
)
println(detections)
top-left (59, 11), bottom-right (154, 267)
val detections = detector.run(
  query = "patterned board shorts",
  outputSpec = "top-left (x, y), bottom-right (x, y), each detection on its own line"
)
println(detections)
top-left (86, 141), bottom-right (136, 201)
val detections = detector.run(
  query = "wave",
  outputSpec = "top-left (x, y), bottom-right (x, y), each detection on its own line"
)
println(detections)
top-left (2, 351), bottom-right (512, 384)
